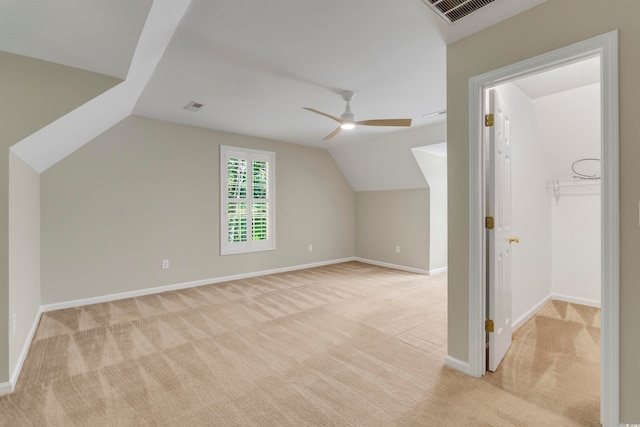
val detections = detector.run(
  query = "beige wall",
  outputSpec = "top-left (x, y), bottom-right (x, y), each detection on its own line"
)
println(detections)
top-left (447, 0), bottom-right (640, 420)
top-left (0, 52), bottom-right (121, 145)
top-left (0, 52), bottom-right (120, 384)
top-left (41, 115), bottom-right (354, 304)
top-left (355, 189), bottom-right (429, 271)
top-left (8, 152), bottom-right (40, 376)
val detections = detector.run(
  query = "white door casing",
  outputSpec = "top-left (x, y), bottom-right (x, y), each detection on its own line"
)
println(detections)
top-left (487, 89), bottom-right (513, 372)
top-left (465, 31), bottom-right (619, 426)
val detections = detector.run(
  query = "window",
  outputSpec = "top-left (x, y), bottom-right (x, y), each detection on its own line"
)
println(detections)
top-left (221, 145), bottom-right (275, 255)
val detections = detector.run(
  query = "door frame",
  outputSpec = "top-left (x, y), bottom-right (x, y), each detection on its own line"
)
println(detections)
top-left (467, 31), bottom-right (619, 426)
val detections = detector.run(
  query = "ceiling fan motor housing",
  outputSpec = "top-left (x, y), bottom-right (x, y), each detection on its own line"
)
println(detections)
top-left (340, 91), bottom-right (356, 122)
top-left (340, 104), bottom-right (355, 122)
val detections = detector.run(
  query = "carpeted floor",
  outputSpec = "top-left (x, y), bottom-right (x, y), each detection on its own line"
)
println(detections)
top-left (485, 299), bottom-right (601, 426)
top-left (0, 262), bottom-right (598, 426)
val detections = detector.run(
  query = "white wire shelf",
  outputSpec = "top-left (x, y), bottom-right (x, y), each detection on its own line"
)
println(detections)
top-left (546, 179), bottom-right (601, 203)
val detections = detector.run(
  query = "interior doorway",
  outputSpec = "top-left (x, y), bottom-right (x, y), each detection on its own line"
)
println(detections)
top-left (481, 58), bottom-right (602, 423)
top-left (487, 56), bottom-right (602, 370)
top-left (467, 31), bottom-right (619, 426)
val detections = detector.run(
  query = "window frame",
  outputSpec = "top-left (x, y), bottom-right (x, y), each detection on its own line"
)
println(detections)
top-left (220, 145), bottom-right (276, 255)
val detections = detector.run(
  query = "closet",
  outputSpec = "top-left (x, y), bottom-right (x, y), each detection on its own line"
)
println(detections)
top-left (494, 60), bottom-right (601, 327)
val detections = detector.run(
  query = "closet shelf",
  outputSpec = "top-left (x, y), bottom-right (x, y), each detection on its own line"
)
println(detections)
top-left (546, 179), bottom-right (601, 203)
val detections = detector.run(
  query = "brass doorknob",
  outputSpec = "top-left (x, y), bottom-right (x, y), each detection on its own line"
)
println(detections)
top-left (508, 237), bottom-right (520, 244)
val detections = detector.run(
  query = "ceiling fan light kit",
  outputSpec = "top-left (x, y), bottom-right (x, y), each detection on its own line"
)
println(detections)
top-left (304, 90), bottom-right (412, 140)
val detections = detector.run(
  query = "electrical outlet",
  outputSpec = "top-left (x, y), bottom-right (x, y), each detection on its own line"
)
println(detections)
top-left (395, 246), bottom-right (401, 254)
top-left (12, 314), bottom-right (16, 336)
top-left (308, 244), bottom-right (313, 252)
top-left (162, 259), bottom-right (169, 269)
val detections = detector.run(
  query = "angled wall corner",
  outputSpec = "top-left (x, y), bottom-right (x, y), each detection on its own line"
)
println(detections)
top-left (10, 0), bottom-right (192, 174)
top-left (1, 51), bottom-right (122, 148)
top-left (0, 51), bottom-right (122, 386)
top-left (328, 121), bottom-right (446, 192)
top-left (412, 144), bottom-right (448, 273)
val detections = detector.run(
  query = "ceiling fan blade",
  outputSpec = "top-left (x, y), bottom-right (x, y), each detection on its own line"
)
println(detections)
top-left (303, 107), bottom-right (343, 124)
top-left (355, 118), bottom-right (412, 127)
top-left (323, 126), bottom-right (342, 141)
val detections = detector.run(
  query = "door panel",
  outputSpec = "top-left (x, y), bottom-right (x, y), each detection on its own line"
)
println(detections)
top-left (488, 89), bottom-right (513, 372)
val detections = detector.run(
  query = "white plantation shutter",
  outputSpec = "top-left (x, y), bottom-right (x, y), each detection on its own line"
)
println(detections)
top-left (221, 146), bottom-right (275, 254)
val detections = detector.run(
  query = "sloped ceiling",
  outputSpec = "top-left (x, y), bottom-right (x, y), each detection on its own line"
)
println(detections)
top-left (133, 0), bottom-right (447, 147)
top-left (0, 0), bottom-right (152, 79)
top-left (2, 0), bottom-right (547, 183)
top-left (8, 0), bottom-right (192, 172)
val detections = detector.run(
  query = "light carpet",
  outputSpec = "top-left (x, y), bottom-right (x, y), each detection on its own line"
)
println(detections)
top-left (0, 262), bottom-right (598, 425)
top-left (485, 300), bottom-right (600, 426)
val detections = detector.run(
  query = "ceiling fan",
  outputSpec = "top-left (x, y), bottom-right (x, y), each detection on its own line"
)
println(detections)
top-left (304, 91), bottom-right (412, 141)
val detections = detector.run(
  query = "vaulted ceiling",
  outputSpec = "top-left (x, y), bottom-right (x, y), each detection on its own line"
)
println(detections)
top-left (1, 0), bottom-right (548, 172)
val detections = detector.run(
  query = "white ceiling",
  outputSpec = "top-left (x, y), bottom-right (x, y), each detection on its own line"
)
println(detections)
top-left (414, 142), bottom-right (447, 157)
top-left (133, 0), bottom-right (450, 148)
top-left (1, 0), bottom-right (549, 152)
top-left (514, 56), bottom-right (601, 99)
top-left (0, 0), bottom-right (152, 79)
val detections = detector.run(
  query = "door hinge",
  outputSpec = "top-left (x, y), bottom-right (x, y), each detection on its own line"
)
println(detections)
top-left (485, 216), bottom-right (494, 230)
top-left (485, 113), bottom-right (494, 127)
top-left (486, 319), bottom-right (494, 333)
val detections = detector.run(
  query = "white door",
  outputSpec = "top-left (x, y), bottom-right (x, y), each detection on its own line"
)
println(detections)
top-left (487, 89), bottom-right (514, 372)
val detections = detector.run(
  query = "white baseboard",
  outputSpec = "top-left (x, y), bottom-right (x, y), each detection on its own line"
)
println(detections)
top-left (354, 257), bottom-right (429, 275)
top-left (551, 293), bottom-right (601, 308)
top-left (444, 355), bottom-right (470, 375)
top-left (9, 307), bottom-right (43, 389)
top-left (0, 381), bottom-right (12, 397)
top-left (513, 294), bottom-right (552, 331)
top-left (512, 293), bottom-right (601, 333)
top-left (41, 257), bottom-right (357, 312)
top-left (429, 266), bottom-right (448, 275)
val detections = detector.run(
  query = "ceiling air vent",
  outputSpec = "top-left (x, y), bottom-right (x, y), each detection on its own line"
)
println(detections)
top-left (184, 101), bottom-right (204, 112)
top-left (420, 0), bottom-right (495, 24)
